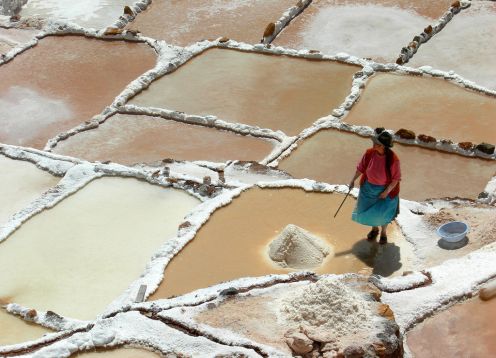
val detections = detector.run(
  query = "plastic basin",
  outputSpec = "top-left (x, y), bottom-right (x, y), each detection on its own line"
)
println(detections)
top-left (437, 221), bottom-right (469, 243)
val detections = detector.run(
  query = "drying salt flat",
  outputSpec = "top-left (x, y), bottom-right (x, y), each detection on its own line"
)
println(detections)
top-left (0, 0), bottom-right (495, 356)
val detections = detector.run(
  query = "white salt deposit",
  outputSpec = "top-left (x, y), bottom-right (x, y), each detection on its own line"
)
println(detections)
top-left (279, 277), bottom-right (373, 335)
top-left (268, 224), bottom-right (332, 269)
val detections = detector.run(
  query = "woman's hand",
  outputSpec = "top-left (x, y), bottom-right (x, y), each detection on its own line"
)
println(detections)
top-left (348, 181), bottom-right (355, 189)
top-left (379, 191), bottom-right (388, 199)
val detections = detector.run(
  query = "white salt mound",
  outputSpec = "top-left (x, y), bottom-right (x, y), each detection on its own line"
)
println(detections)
top-left (280, 277), bottom-right (373, 335)
top-left (268, 224), bottom-right (331, 269)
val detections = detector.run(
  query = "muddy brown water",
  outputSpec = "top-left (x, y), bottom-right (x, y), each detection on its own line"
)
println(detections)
top-left (53, 113), bottom-right (275, 164)
top-left (127, 0), bottom-right (293, 46)
top-left (71, 348), bottom-right (160, 357)
top-left (0, 155), bottom-right (59, 227)
top-left (278, 129), bottom-right (496, 201)
top-left (0, 35), bottom-right (156, 149)
top-left (345, 73), bottom-right (496, 145)
top-left (150, 187), bottom-right (414, 299)
top-left (0, 177), bottom-right (200, 320)
top-left (407, 296), bottom-right (496, 357)
top-left (131, 48), bottom-right (358, 136)
top-left (0, 308), bottom-right (50, 346)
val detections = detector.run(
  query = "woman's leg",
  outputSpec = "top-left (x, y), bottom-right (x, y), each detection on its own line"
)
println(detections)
top-left (367, 226), bottom-right (379, 240)
top-left (380, 224), bottom-right (388, 244)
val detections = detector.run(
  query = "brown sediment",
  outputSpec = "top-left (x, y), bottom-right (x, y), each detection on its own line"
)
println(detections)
top-left (277, 129), bottom-right (496, 201)
top-left (126, 0), bottom-right (293, 46)
top-left (71, 348), bottom-right (160, 357)
top-left (0, 155), bottom-right (59, 226)
top-left (407, 297), bottom-right (496, 357)
top-left (150, 187), bottom-right (412, 299)
top-left (0, 177), bottom-right (200, 320)
top-left (0, 308), bottom-right (51, 347)
top-left (52, 113), bottom-right (275, 164)
top-left (0, 35), bottom-right (156, 149)
top-left (131, 48), bottom-right (358, 136)
top-left (344, 73), bottom-right (496, 145)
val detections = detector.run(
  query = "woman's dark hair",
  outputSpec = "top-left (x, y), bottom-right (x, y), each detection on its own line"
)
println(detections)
top-left (385, 147), bottom-right (393, 181)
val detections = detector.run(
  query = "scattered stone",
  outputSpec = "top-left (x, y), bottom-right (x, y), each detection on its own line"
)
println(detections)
top-left (417, 134), bottom-right (436, 143)
top-left (203, 176), bottom-right (211, 185)
top-left (218, 170), bottom-right (225, 183)
top-left (343, 345), bottom-right (364, 358)
top-left (206, 302), bottom-right (216, 309)
top-left (218, 37), bottom-right (230, 43)
top-left (162, 167), bottom-right (170, 177)
top-left (104, 27), bottom-right (123, 36)
top-left (151, 170), bottom-right (160, 178)
top-left (25, 309), bottom-right (37, 321)
top-left (309, 50), bottom-right (320, 54)
top-left (478, 192), bottom-right (489, 199)
top-left (395, 128), bottom-right (415, 140)
top-left (124, 5), bottom-right (134, 16)
top-left (285, 331), bottom-right (314, 355)
top-left (458, 141), bottom-right (474, 151)
top-left (476, 143), bottom-right (495, 155)
top-left (178, 221), bottom-right (191, 230)
top-left (263, 22), bottom-right (276, 38)
top-left (377, 304), bottom-right (395, 320)
top-left (395, 57), bottom-right (403, 65)
top-left (424, 25), bottom-right (433, 34)
top-left (452, 1), bottom-right (461, 8)
top-left (219, 287), bottom-right (238, 296)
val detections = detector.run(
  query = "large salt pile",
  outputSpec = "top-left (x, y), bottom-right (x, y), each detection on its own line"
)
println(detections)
top-left (268, 224), bottom-right (332, 269)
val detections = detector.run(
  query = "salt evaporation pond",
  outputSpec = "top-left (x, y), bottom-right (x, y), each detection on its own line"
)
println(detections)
top-left (407, 296), bottom-right (496, 357)
top-left (151, 187), bottom-right (413, 298)
top-left (344, 73), bottom-right (496, 145)
top-left (0, 28), bottom-right (40, 56)
top-left (19, 0), bottom-right (135, 30)
top-left (278, 129), bottom-right (495, 201)
top-left (127, 0), bottom-right (293, 46)
top-left (409, 1), bottom-right (496, 91)
top-left (0, 155), bottom-right (59, 226)
top-left (53, 113), bottom-right (275, 164)
top-left (273, 0), bottom-right (453, 62)
top-left (72, 348), bottom-right (160, 357)
top-left (0, 177), bottom-right (199, 320)
top-left (0, 308), bottom-right (50, 346)
top-left (130, 48), bottom-right (359, 136)
top-left (0, 35), bottom-right (156, 149)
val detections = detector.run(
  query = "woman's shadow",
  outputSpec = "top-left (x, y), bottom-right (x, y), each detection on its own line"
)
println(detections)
top-left (335, 239), bottom-right (402, 277)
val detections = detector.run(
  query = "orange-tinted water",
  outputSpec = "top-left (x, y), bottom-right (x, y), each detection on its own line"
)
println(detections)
top-left (53, 113), bottom-right (274, 164)
top-left (278, 129), bottom-right (496, 201)
top-left (407, 297), bottom-right (496, 357)
top-left (0, 35), bottom-right (156, 148)
top-left (0, 308), bottom-right (50, 346)
top-left (131, 48), bottom-right (358, 136)
top-left (345, 73), bottom-right (496, 145)
top-left (127, 0), bottom-right (293, 46)
top-left (150, 187), bottom-right (412, 299)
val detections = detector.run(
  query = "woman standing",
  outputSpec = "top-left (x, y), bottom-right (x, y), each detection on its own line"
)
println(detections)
top-left (348, 128), bottom-right (401, 244)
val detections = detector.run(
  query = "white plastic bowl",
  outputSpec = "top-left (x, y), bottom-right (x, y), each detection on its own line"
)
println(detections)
top-left (437, 221), bottom-right (469, 243)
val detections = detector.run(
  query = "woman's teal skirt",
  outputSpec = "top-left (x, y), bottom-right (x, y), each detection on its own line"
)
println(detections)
top-left (352, 180), bottom-right (399, 226)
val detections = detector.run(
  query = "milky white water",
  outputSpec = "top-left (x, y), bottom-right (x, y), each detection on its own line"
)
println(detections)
top-left (0, 177), bottom-right (200, 320)
top-left (0, 308), bottom-right (50, 346)
top-left (0, 155), bottom-right (59, 227)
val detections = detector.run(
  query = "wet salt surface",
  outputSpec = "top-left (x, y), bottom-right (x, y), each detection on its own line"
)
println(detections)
top-left (0, 308), bottom-right (50, 346)
top-left (19, 0), bottom-right (135, 29)
top-left (409, 1), bottom-right (496, 91)
top-left (0, 155), bottom-right (59, 227)
top-left (151, 187), bottom-right (412, 299)
top-left (0, 27), bottom-right (40, 56)
top-left (53, 113), bottom-right (275, 164)
top-left (273, 0), bottom-right (452, 62)
top-left (0, 35), bottom-right (156, 149)
top-left (407, 296), bottom-right (496, 357)
top-left (278, 129), bottom-right (496, 201)
top-left (344, 73), bottom-right (496, 145)
top-left (0, 176), bottom-right (200, 320)
top-left (127, 0), bottom-right (293, 46)
top-left (71, 348), bottom-right (160, 357)
top-left (131, 48), bottom-right (358, 136)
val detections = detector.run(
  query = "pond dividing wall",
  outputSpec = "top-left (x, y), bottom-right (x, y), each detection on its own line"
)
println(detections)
top-left (0, 308), bottom-right (50, 346)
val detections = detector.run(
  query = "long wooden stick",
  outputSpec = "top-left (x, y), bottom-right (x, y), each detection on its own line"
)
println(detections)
top-left (333, 187), bottom-right (352, 218)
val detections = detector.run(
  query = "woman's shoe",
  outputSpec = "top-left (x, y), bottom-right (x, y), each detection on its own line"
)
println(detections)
top-left (367, 228), bottom-right (379, 241)
top-left (379, 234), bottom-right (388, 245)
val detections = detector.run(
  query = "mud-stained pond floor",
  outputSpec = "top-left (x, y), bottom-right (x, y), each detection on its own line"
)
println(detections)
top-left (0, 308), bottom-right (51, 346)
top-left (278, 129), bottom-right (495, 201)
top-left (0, 177), bottom-right (199, 320)
top-left (0, 35), bottom-right (156, 149)
top-left (127, 0), bottom-right (293, 46)
top-left (130, 48), bottom-right (359, 136)
top-left (52, 113), bottom-right (275, 164)
top-left (150, 187), bottom-right (413, 299)
top-left (0, 155), bottom-right (59, 226)
top-left (344, 73), bottom-right (496, 145)
top-left (273, 0), bottom-right (453, 62)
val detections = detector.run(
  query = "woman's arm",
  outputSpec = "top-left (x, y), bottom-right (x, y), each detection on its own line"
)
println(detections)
top-left (348, 170), bottom-right (361, 189)
top-left (379, 179), bottom-right (399, 199)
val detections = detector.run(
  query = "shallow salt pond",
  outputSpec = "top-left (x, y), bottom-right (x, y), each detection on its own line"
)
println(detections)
top-left (409, 1), bottom-right (496, 91)
top-left (0, 155), bottom-right (59, 227)
top-left (127, 0), bottom-right (293, 46)
top-left (0, 35), bottom-right (156, 149)
top-left (150, 187), bottom-right (413, 299)
top-left (344, 73), bottom-right (496, 145)
top-left (0, 308), bottom-right (50, 347)
top-left (0, 177), bottom-right (199, 320)
top-left (273, 0), bottom-right (453, 62)
top-left (0, 28), bottom-right (40, 56)
top-left (278, 129), bottom-right (495, 201)
top-left (130, 48), bottom-right (358, 136)
top-left (53, 113), bottom-right (275, 164)
top-left (19, 0), bottom-right (135, 30)
top-left (72, 348), bottom-right (160, 357)
top-left (407, 296), bottom-right (496, 357)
